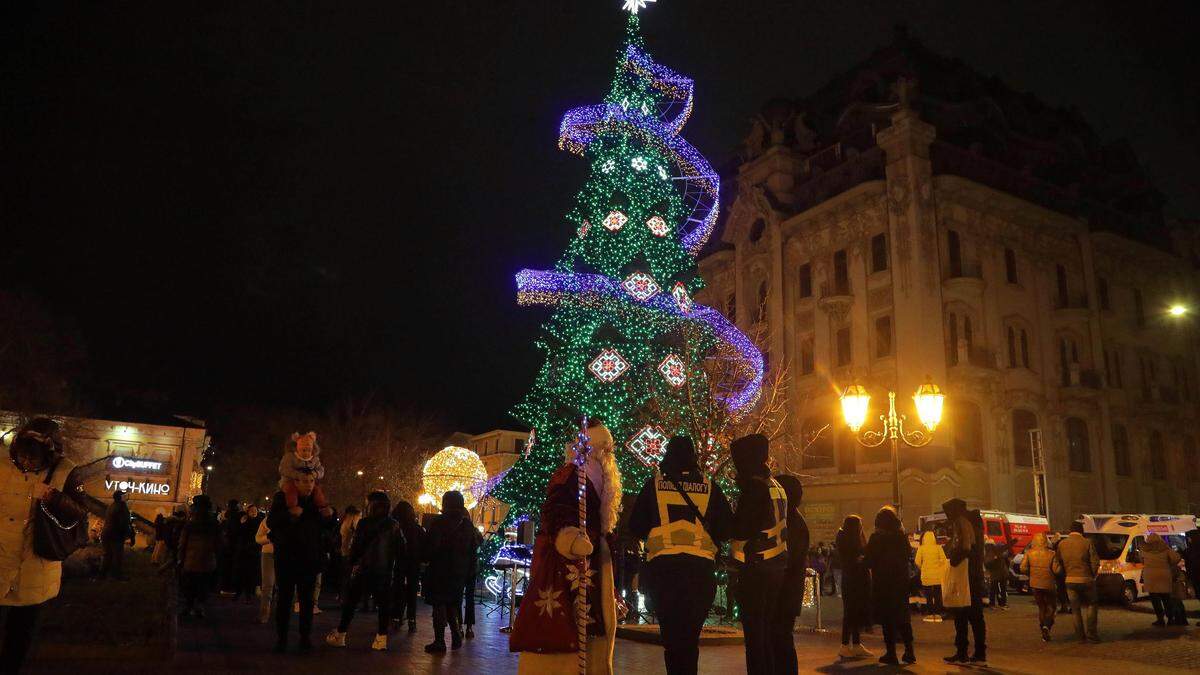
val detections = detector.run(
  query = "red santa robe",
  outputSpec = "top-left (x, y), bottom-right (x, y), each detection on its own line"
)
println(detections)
top-left (510, 462), bottom-right (617, 674)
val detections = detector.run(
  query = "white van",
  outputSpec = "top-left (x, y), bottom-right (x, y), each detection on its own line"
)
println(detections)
top-left (1079, 514), bottom-right (1197, 603)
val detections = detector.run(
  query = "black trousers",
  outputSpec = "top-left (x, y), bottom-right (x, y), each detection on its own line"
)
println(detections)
top-left (988, 577), bottom-right (1008, 607)
top-left (0, 604), bottom-right (40, 674)
top-left (644, 556), bottom-right (716, 675)
top-left (877, 602), bottom-right (913, 653)
top-left (463, 577), bottom-right (476, 626)
top-left (394, 568), bottom-right (419, 624)
top-left (769, 576), bottom-right (801, 675)
top-left (952, 604), bottom-right (986, 657)
top-left (339, 572), bottom-right (391, 635)
top-left (431, 603), bottom-right (462, 642)
top-left (735, 559), bottom-right (786, 675)
top-left (181, 571), bottom-right (213, 610)
top-left (100, 539), bottom-right (125, 579)
top-left (923, 585), bottom-right (943, 613)
top-left (275, 567), bottom-right (317, 643)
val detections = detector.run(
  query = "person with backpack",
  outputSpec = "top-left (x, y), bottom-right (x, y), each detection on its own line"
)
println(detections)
top-left (629, 436), bottom-right (733, 675)
top-left (326, 492), bottom-right (404, 651)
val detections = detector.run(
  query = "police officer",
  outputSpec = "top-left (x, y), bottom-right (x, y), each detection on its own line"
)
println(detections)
top-left (730, 434), bottom-right (788, 674)
top-left (630, 436), bottom-right (733, 675)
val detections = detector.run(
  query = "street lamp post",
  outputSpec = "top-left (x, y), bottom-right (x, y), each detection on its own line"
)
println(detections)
top-left (840, 380), bottom-right (945, 517)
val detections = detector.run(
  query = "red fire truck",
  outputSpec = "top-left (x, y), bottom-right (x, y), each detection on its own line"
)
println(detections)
top-left (918, 510), bottom-right (1050, 554)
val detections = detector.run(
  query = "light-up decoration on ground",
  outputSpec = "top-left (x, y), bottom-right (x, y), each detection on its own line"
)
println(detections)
top-left (588, 348), bottom-right (630, 383)
top-left (627, 425), bottom-right (668, 467)
top-left (516, 269), bottom-right (763, 413)
top-left (658, 353), bottom-right (687, 388)
top-left (646, 215), bottom-right (669, 237)
top-left (622, 271), bottom-right (661, 301)
top-left (422, 446), bottom-right (488, 510)
top-left (603, 210), bottom-right (628, 232)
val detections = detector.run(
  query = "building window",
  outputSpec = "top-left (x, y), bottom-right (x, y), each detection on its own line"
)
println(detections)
top-left (947, 229), bottom-right (963, 278)
top-left (1056, 265), bottom-right (1069, 309)
top-left (756, 281), bottom-right (768, 322)
top-left (1066, 417), bottom-right (1091, 472)
top-left (952, 401), bottom-right (984, 462)
top-left (1183, 437), bottom-right (1198, 476)
top-left (1059, 336), bottom-right (1079, 387)
top-left (1007, 327), bottom-right (1017, 367)
top-left (1012, 410), bottom-right (1038, 467)
top-left (833, 249), bottom-right (849, 295)
top-left (1133, 288), bottom-right (1145, 327)
top-left (802, 417), bottom-right (834, 469)
top-left (946, 313), bottom-right (959, 366)
top-left (798, 263), bottom-right (812, 298)
top-left (871, 233), bottom-right (888, 273)
top-left (1098, 277), bottom-right (1110, 311)
top-left (1004, 248), bottom-right (1018, 284)
top-left (963, 316), bottom-right (973, 351)
top-left (799, 336), bottom-right (814, 375)
top-left (874, 315), bottom-right (893, 358)
top-left (1149, 430), bottom-right (1167, 480)
top-left (1020, 330), bottom-right (1031, 369)
top-left (835, 326), bottom-right (852, 366)
top-left (514, 438), bottom-right (523, 454)
top-left (1113, 424), bottom-right (1132, 476)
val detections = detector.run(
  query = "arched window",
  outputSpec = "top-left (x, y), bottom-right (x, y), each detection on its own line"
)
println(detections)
top-left (1112, 424), bottom-right (1132, 477)
top-left (1007, 327), bottom-right (1017, 367)
top-left (1150, 430), bottom-right (1167, 480)
top-left (1012, 410), bottom-right (1038, 467)
top-left (1066, 417), bottom-right (1091, 472)
top-left (964, 316), bottom-right (974, 351)
top-left (1020, 330), bottom-right (1031, 368)
top-left (802, 417), bottom-right (834, 469)
top-left (952, 400), bottom-right (984, 462)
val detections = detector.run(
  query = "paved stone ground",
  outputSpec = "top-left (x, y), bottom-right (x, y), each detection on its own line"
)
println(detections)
top-left (155, 590), bottom-right (1200, 674)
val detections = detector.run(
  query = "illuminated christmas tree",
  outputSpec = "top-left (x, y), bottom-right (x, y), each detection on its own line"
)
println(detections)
top-left (492, 9), bottom-right (762, 529)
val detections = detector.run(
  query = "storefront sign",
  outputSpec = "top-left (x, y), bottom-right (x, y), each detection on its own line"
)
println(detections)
top-left (105, 479), bottom-right (171, 496)
top-left (110, 456), bottom-right (164, 472)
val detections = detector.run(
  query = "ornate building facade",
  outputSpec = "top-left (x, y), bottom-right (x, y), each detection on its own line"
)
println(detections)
top-left (697, 31), bottom-right (1200, 536)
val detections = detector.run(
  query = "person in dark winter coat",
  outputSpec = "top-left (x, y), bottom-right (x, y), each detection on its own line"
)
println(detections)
top-left (1184, 530), bottom-right (1200, 603)
top-left (219, 500), bottom-right (242, 594)
top-left (865, 506), bottom-right (916, 664)
top-left (233, 505), bottom-right (265, 602)
top-left (422, 490), bottom-right (478, 653)
top-left (100, 490), bottom-right (136, 580)
top-left (391, 501), bottom-right (424, 634)
top-left (326, 492), bottom-right (404, 651)
top-left (462, 522), bottom-right (484, 639)
top-left (769, 474), bottom-right (809, 674)
top-left (267, 473), bottom-right (330, 653)
top-left (729, 434), bottom-right (789, 675)
top-left (836, 514), bottom-right (871, 659)
top-left (629, 436), bottom-right (734, 675)
top-left (178, 495), bottom-right (221, 618)
top-left (985, 543), bottom-right (1010, 609)
top-left (942, 498), bottom-right (987, 665)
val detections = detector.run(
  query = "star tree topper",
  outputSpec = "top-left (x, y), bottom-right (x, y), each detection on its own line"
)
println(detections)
top-left (622, 0), bottom-right (656, 15)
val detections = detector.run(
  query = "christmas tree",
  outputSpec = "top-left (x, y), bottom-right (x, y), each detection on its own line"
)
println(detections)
top-left (492, 9), bottom-right (762, 532)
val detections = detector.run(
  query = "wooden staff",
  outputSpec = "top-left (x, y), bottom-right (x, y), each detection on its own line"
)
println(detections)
top-left (571, 418), bottom-right (592, 675)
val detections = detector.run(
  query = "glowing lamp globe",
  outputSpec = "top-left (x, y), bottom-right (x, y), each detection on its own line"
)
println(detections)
top-left (913, 381), bottom-right (945, 432)
top-left (840, 384), bottom-right (871, 433)
top-left (422, 446), bottom-right (488, 510)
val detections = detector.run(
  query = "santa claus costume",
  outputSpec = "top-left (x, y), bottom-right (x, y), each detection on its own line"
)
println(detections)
top-left (510, 423), bottom-right (622, 675)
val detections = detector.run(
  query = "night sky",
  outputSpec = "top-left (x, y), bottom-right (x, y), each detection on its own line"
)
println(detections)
top-left (3, 1), bottom-right (1197, 431)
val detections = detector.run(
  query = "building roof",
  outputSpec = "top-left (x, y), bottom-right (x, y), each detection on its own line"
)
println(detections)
top-left (728, 25), bottom-right (1169, 248)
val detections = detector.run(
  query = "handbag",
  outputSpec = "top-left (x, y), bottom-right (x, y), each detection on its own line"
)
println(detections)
top-left (32, 460), bottom-right (87, 562)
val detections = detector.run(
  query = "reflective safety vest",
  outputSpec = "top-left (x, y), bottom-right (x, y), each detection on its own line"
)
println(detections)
top-left (645, 471), bottom-right (718, 562)
top-left (730, 478), bottom-right (788, 564)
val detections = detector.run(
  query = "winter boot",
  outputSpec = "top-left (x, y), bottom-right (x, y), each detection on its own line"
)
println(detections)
top-left (902, 644), bottom-right (916, 664)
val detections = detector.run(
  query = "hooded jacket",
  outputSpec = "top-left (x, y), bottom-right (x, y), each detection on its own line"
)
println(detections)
top-left (914, 531), bottom-right (949, 586)
top-left (1019, 533), bottom-right (1061, 591)
top-left (1140, 534), bottom-right (1181, 594)
top-left (628, 436), bottom-right (733, 547)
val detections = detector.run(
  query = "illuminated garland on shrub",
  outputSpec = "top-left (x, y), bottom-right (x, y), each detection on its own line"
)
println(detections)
top-left (488, 14), bottom-right (762, 558)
